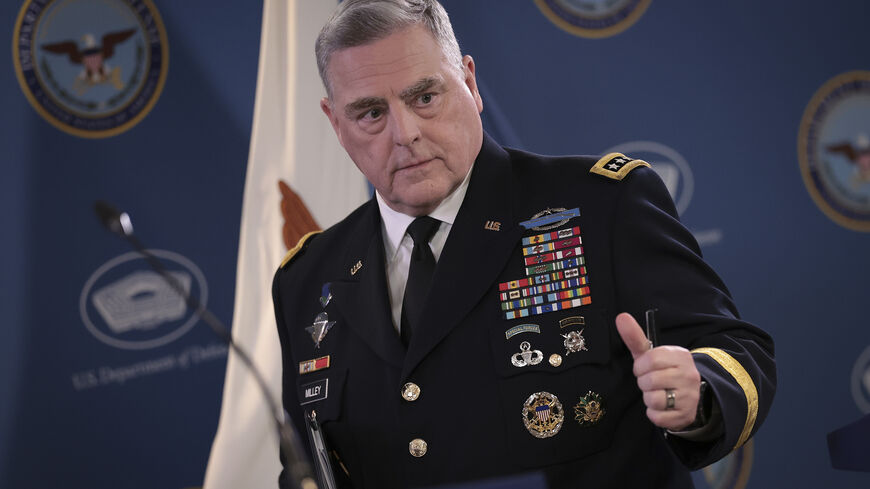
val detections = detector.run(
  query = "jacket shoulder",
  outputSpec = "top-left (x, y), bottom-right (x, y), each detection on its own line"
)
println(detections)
top-left (278, 231), bottom-right (321, 270)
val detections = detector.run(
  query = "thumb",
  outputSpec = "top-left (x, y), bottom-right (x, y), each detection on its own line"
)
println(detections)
top-left (615, 312), bottom-right (650, 360)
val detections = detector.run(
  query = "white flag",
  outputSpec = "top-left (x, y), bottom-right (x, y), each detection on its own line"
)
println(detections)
top-left (203, 1), bottom-right (368, 488)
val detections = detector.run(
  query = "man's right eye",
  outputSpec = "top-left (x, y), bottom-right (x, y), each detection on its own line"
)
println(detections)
top-left (361, 108), bottom-right (383, 121)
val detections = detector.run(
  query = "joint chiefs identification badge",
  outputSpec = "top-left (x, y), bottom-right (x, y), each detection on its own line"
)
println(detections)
top-left (574, 391), bottom-right (605, 426)
top-left (522, 391), bottom-right (564, 438)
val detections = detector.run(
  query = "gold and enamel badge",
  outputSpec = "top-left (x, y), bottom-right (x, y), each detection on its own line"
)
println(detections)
top-left (574, 391), bottom-right (605, 426)
top-left (522, 391), bottom-right (564, 438)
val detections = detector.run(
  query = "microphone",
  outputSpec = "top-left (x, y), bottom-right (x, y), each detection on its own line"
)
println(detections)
top-left (94, 200), bottom-right (134, 237)
top-left (93, 200), bottom-right (317, 489)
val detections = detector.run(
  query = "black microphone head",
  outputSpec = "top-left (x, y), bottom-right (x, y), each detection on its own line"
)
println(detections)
top-left (94, 200), bottom-right (134, 237)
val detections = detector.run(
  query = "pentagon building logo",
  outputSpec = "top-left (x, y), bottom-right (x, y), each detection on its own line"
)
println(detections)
top-left (535, 0), bottom-right (651, 39)
top-left (799, 71), bottom-right (870, 232)
top-left (80, 250), bottom-right (208, 350)
top-left (604, 140), bottom-right (694, 216)
top-left (12, 0), bottom-right (169, 138)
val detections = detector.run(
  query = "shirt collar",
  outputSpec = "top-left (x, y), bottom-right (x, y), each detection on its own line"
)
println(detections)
top-left (376, 164), bottom-right (474, 260)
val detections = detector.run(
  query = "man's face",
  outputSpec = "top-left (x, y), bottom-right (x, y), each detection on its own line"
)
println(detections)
top-left (321, 25), bottom-right (484, 216)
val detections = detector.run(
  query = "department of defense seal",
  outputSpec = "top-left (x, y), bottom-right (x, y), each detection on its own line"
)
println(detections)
top-left (535, 0), bottom-right (652, 39)
top-left (12, 0), bottom-right (169, 138)
top-left (798, 71), bottom-right (870, 232)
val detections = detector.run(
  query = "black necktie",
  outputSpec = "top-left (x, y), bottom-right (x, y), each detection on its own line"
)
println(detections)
top-left (400, 216), bottom-right (441, 347)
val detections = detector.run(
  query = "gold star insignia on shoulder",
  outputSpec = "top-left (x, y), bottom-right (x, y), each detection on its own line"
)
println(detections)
top-left (590, 152), bottom-right (650, 181)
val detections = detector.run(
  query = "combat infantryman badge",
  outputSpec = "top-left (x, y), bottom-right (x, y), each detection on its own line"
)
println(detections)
top-left (511, 341), bottom-right (544, 367)
top-left (562, 329), bottom-right (588, 354)
top-left (519, 208), bottom-right (581, 231)
top-left (306, 312), bottom-right (335, 348)
top-left (574, 391), bottom-right (605, 426)
top-left (522, 391), bottom-right (564, 438)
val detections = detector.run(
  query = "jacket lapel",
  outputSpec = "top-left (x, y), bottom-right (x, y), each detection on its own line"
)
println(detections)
top-left (403, 135), bottom-right (523, 378)
top-left (330, 202), bottom-right (405, 369)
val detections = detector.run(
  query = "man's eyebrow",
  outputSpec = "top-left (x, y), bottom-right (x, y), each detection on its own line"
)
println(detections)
top-left (399, 76), bottom-right (443, 102)
top-left (344, 97), bottom-right (385, 118)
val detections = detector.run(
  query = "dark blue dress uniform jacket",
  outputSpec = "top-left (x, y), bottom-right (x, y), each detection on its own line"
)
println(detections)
top-left (273, 134), bottom-right (776, 489)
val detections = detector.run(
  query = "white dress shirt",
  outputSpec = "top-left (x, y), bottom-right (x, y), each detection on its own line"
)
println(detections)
top-left (376, 166), bottom-right (473, 332)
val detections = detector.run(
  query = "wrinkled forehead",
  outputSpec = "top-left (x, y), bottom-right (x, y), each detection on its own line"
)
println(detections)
top-left (326, 25), bottom-right (455, 103)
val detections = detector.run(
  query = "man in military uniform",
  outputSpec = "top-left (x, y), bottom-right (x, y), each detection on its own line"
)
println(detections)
top-left (273, 1), bottom-right (776, 488)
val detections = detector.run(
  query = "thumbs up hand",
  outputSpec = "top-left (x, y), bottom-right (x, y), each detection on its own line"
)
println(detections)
top-left (615, 312), bottom-right (701, 431)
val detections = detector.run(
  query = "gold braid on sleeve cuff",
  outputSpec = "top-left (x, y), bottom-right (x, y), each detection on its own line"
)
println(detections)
top-left (691, 347), bottom-right (758, 449)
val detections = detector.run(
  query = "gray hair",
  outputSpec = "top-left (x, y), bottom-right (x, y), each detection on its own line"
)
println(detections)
top-left (315, 0), bottom-right (463, 98)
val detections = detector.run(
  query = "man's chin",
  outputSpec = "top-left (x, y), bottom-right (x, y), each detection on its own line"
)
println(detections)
top-left (385, 193), bottom-right (446, 216)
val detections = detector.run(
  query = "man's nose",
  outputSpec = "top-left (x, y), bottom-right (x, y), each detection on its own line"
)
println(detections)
top-left (389, 105), bottom-right (421, 147)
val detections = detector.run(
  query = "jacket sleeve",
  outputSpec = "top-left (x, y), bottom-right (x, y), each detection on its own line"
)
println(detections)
top-left (609, 167), bottom-right (776, 469)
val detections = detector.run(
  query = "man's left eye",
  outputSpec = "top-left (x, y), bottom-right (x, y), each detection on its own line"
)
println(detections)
top-left (418, 93), bottom-right (433, 104)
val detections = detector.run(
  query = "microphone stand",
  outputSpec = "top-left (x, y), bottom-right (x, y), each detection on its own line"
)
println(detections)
top-left (93, 201), bottom-right (317, 489)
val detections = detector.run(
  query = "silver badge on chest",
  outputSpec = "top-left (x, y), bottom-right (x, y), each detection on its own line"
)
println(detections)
top-left (511, 341), bottom-right (544, 367)
top-left (561, 329), bottom-right (588, 355)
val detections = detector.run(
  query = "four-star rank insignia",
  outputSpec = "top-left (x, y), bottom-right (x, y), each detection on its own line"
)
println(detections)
top-left (574, 391), bottom-right (605, 426)
top-left (590, 152), bottom-right (650, 181)
top-left (522, 391), bottom-right (564, 438)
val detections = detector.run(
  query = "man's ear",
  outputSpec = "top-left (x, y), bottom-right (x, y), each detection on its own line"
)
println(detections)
top-left (320, 97), bottom-right (345, 147)
top-left (462, 55), bottom-right (483, 113)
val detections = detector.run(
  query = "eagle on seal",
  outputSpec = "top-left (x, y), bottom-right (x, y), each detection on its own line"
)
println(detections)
top-left (42, 28), bottom-right (136, 94)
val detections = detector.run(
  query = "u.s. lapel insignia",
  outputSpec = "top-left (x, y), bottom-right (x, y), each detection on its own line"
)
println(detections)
top-left (485, 220), bottom-right (501, 231)
top-left (511, 341), bottom-right (543, 367)
top-left (319, 282), bottom-right (332, 308)
top-left (519, 207), bottom-right (581, 231)
top-left (306, 312), bottom-right (335, 349)
top-left (574, 391), bottom-right (605, 426)
top-left (299, 355), bottom-right (330, 375)
top-left (522, 391), bottom-right (564, 438)
top-left (350, 260), bottom-right (362, 276)
top-left (562, 329), bottom-right (588, 355)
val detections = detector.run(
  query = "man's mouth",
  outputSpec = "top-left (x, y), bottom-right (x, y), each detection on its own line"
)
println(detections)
top-left (398, 158), bottom-right (434, 171)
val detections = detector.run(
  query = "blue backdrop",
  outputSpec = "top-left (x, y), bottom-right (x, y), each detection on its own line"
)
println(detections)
top-left (2, 1), bottom-right (869, 488)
